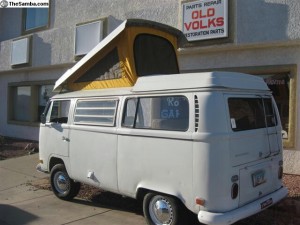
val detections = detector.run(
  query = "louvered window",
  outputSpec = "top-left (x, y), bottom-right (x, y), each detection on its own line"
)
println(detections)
top-left (194, 95), bottom-right (199, 132)
top-left (74, 99), bottom-right (118, 126)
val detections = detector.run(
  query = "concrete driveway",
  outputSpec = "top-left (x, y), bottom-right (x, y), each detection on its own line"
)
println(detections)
top-left (0, 154), bottom-right (147, 225)
top-left (2, 154), bottom-right (298, 225)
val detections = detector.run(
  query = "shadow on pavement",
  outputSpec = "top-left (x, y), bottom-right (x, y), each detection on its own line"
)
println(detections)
top-left (235, 196), bottom-right (300, 225)
top-left (0, 204), bottom-right (38, 225)
top-left (71, 191), bottom-right (143, 215)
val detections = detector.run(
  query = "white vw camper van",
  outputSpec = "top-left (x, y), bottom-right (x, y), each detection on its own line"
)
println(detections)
top-left (37, 72), bottom-right (287, 225)
top-left (37, 19), bottom-right (287, 225)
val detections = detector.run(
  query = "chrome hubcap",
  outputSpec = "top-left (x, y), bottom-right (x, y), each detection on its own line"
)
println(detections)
top-left (54, 171), bottom-right (70, 194)
top-left (149, 196), bottom-right (173, 225)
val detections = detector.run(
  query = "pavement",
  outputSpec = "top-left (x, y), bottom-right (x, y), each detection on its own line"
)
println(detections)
top-left (1, 154), bottom-right (300, 225)
top-left (0, 154), bottom-right (147, 225)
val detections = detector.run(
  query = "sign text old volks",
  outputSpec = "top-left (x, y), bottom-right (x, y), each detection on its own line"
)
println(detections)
top-left (182, 0), bottom-right (228, 41)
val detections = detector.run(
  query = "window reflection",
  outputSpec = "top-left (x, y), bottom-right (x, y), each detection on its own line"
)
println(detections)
top-left (25, 8), bottom-right (49, 31)
top-left (260, 74), bottom-right (290, 139)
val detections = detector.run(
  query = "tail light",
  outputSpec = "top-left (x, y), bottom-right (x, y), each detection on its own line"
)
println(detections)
top-left (278, 160), bottom-right (283, 179)
top-left (231, 183), bottom-right (239, 199)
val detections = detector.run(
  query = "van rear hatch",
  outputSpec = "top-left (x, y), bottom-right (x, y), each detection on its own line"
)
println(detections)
top-left (226, 95), bottom-right (283, 205)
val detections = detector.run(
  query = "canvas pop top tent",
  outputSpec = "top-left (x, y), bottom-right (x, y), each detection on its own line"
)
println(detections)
top-left (53, 19), bottom-right (187, 92)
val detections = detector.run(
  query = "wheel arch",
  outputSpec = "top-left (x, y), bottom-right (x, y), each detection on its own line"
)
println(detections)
top-left (49, 157), bottom-right (65, 172)
top-left (136, 186), bottom-right (184, 205)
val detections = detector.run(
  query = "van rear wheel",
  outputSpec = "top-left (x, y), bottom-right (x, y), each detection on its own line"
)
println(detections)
top-left (50, 164), bottom-right (80, 200)
top-left (143, 193), bottom-right (181, 225)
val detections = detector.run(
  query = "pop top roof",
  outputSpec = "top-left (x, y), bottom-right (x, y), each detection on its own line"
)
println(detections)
top-left (54, 19), bottom-right (186, 92)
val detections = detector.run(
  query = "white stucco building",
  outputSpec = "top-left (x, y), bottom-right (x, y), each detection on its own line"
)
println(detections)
top-left (0, 0), bottom-right (299, 174)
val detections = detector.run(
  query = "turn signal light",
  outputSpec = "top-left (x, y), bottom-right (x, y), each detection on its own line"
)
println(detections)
top-left (195, 197), bottom-right (205, 206)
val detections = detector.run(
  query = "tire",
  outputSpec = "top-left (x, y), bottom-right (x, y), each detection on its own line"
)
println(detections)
top-left (143, 193), bottom-right (181, 225)
top-left (50, 164), bottom-right (81, 200)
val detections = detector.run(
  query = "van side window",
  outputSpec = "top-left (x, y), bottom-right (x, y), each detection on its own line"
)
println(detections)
top-left (74, 99), bottom-right (118, 126)
top-left (122, 96), bottom-right (189, 131)
top-left (228, 98), bottom-right (277, 131)
top-left (122, 98), bottom-right (138, 127)
top-left (48, 100), bottom-right (70, 124)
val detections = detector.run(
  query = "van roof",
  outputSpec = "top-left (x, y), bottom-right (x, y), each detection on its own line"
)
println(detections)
top-left (132, 72), bottom-right (269, 92)
top-left (52, 72), bottom-right (269, 99)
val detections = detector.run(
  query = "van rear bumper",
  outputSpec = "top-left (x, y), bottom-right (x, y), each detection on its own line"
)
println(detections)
top-left (198, 186), bottom-right (288, 225)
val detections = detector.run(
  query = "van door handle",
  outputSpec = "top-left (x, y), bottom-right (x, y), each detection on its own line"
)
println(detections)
top-left (62, 136), bottom-right (70, 142)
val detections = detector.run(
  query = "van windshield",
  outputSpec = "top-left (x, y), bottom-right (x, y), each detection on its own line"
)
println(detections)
top-left (228, 98), bottom-right (277, 132)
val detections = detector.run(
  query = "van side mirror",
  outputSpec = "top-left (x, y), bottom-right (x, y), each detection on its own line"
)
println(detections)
top-left (40, 113), bottom-right (46, 124)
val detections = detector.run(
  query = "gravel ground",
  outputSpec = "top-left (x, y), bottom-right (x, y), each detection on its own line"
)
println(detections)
top-left (0, 137), bottom-right (38, 160)
top-left (1, 136), bottom-right (300, 224)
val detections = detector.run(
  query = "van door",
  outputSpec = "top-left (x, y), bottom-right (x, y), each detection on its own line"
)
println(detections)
top-left (40, 100), bottom-right (71, 158)
top-left (68, 98), bottom-right (119, 191)
top-left (117, 95), bottom-right (193, 197)
top-left (225, 95), bottom-right (278, 166)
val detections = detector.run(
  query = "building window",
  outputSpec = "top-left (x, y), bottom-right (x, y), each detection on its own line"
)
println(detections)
top-left (12, 86), bottom-right (32, 122)
top-left (8, 83), bottom-right (54, 124)
top-left (75, 20), bottom-right (103, 56)
top-left (11, 37), bottom-right (31, 66)
top-left (24, 8), bottom-right (49, 32)
top-left (250, 69), bottom-right (296, 149)
top-left (260, 74), bottom-right (290, 139)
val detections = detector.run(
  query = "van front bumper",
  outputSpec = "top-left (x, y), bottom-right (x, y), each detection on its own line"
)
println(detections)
top-left (198, 187), bottom-right (288, 225)
top-left (36, 163), bottom-right (49, 174)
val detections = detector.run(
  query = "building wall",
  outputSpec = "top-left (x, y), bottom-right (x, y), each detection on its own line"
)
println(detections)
top-left (0, 0), bottom-right (180, 141)
top-left (235, 0), bottom-right (300, 44)
top-left (0, 0), bottom-right (179, 69)
top-left (178, 0), bottom-right (300, 174)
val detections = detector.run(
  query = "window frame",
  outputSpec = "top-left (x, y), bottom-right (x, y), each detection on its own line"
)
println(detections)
top-left (228, 97), bottom-right (277, 132)
top-left (47, 100), bottom-right (71, 124)
top-left (74, 47), bottom-right (121, 83)
top-left (74, 20), bottom-right (104, 57)
top-left (7, 80), bottom-right (55, 126)
top-left (246, 67), bottom-right (296, 149)
top-left (22, 7), bottom-right (50, 34)
top-left (73, 98), bottom-right (119, 127)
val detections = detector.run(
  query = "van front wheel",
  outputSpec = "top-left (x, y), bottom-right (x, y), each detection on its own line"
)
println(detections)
top-left (143, 193), bottom-right (181, 225)
top-left (50, 164), bottom-right (80, 200)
